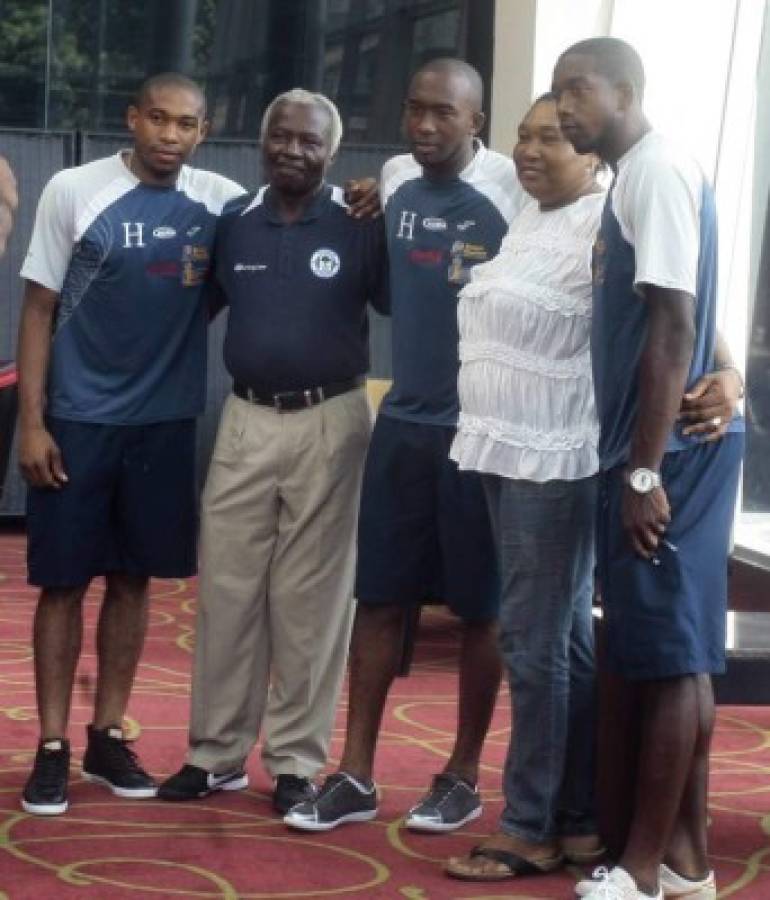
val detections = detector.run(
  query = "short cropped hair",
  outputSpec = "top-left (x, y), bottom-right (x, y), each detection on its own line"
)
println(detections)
top-left (135, 72), bottom-right (207, 117)
top-left (260, 88), bottom-right (343, 155)
top-left (558, 37), bottom-right (645, 101)
top-left (413, 57), bottom-right (484, 111)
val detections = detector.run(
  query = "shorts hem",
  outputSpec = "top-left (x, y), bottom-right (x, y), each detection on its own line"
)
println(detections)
top-left (604, 656), bottom-right (726, 681)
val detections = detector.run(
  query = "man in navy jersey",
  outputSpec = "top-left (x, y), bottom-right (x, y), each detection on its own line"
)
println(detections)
top-left (158, 89), bottom-right (388, 815)
top-left (16, 73), bottom-right (243, 816)
top-left (553, 38), bottom-right (744, 900)
top-left (286, 58), bottom-right (524, 834)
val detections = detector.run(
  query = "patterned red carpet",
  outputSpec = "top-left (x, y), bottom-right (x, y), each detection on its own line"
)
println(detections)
top-left (1, 530), bottom-right (769, 899)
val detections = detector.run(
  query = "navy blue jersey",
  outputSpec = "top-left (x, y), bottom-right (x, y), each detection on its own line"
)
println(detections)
top-left (213, 184), bottom-right (388, 392)
top-left (378, 144), bottom-right (524, 427)
top-left (591, 133), bottom-right (742, 470)
top-left (21, 152), bottom-right (243, 424)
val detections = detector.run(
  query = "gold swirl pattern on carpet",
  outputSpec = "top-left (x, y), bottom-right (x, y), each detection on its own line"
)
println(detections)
top-left (0, 532), bottom-right (768, 898)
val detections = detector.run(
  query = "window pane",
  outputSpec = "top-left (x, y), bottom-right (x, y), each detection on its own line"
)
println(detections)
top-left (738, 4), bottom-right (770, 560)
top-left (28, 0), bottom-right (485, 144)
top-left (611, 0), bottom-right (737, 179)
top-left (0, 0), bottom-right (48, 128)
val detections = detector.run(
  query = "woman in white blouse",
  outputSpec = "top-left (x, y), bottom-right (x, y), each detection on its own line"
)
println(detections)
top-left (445, 93), bottom-right (606, 881)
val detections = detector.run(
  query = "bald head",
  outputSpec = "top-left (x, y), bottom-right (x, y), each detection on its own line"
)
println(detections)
top-left (410, 57), bottom-right (484, 113)
top-left (135, 72), bottom-right (206, 118)
top-left (557, 38), bottom-right (645, 102)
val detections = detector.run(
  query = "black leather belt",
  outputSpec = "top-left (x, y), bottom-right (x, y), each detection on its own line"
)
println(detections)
top-left (232, 376), bottom-right (364, 412)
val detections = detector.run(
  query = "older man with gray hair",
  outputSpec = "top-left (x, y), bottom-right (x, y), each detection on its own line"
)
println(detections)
top-left (159, 88), bottom-right (388, 813)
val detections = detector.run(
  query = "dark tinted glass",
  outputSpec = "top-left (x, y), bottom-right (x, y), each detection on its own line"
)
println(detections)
top-left (1, 0), bottom-right (490, 143)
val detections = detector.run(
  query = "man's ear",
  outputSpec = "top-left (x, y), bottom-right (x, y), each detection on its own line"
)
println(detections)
top-left (471, 110), bottom-right (486, 136)
top-left (198, 118), bottom-right (211, 144)
top-left (126, 104), bottom-right (139, 134)
top-left (616, 80), bottom-right (635, 112)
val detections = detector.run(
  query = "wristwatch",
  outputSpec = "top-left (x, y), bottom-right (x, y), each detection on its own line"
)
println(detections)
top-left (627, 467), bottom-right (661, 494)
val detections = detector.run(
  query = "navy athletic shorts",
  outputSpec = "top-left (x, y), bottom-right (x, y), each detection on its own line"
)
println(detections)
top-left (355, 414), bottom-right (499, 622)
top-left (26, 417), bottom-right (198, 588)
top-left (597, 432), bottom-right (744, 680)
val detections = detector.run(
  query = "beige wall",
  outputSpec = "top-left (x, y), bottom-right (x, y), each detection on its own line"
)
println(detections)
top-left (489, 0), bottom-right (537, 156)
top-left (489, 0), bottom-right (613, 155)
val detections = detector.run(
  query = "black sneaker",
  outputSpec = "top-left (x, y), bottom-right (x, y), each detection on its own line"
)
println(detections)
top-left (272, 774), bottom-right (317, 814)
top-left (283, 772), bottom-right (377, 831)
top-left (21, 739), bottom-right (70, 816)
top-left (82, 724), bottom-right (157, 798)
top-left (158, 764), bottom-right (248, 801)
top-left (404, 772), bottom-right (482, 832)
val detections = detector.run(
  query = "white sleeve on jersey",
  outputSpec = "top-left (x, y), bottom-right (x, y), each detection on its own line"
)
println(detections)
top-left (20, 171), bottom-right (76, 293)
top-left (181, 167), bottom-right (246, 214)
top-left (613, 139), bottom-right (702, 297)
top-left (380, 154), bottom-right (421, 208)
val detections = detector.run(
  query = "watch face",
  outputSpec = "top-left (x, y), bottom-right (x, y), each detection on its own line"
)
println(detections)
top-left (630, 469), bottom-right (656, 492)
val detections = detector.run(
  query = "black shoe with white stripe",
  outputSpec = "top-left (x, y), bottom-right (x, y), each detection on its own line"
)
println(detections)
top-left (82, 724), bottom-right (157, 798)
top-left (158, 763), bottom-right (249, 800)
top-left (22, 738), bottom-right (70, 815)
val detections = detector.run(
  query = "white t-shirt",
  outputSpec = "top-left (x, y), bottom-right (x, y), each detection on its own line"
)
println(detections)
top-left (611, 131), bottom-right (703, 295)
top-left (451, 190), bottom-right (606, 482)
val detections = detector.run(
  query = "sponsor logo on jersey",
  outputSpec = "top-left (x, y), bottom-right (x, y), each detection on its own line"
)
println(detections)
top-left (456, 219), bottom-right (475, 231)
top-left (234, 263), bottom-right (268, 272)
top-left (422, 217), bottom-right (447, 231)
top-left (408, 248), bottom-right (443, 266)
top-left (146, 261), bottom-right (180, 277)
top-left (153, 226), bottom-right (177, 239)
top-left (310, 248), bottom-right (341, 278)
top-left (181, 244), bottom-right (210, 286)
top-left (447, 241), bottom-right (489, 285)
top-left (186, 225), bottom-right (202, 237)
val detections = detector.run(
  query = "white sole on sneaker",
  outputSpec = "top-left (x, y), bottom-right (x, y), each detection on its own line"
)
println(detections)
top-left (659, 864), bottom-right (716, 899)
top-left (21, 797), bottom-right (68, 815)
top-left (284, 807), bottom-right (378, 832)
top-left (405, 801), bottom-right (483, 833)
top-left (82, 772), bottom-right (157, 798)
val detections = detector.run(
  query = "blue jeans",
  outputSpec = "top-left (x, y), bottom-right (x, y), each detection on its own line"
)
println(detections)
top-left (484, 473), bottom-right (597, 843)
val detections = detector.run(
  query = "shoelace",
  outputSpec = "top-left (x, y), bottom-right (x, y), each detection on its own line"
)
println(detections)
top-left (102, 736), bottom-right (147, 775)
top-left (585, 867), bottom-right (621, 899)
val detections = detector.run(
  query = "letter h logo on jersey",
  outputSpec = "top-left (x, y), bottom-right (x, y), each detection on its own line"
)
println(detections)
top-left (122, 222), bottom-right (146, 248)
top-left (397, 210), bottom-right (417, 241)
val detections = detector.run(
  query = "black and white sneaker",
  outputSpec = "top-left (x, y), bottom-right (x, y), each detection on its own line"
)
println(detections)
top-left (283, 772), bottom-right (378, 831)
top-left (272, 775), bottom-right (317, 814)
top-left (21, 739), bottom-right (70, 815)
top-left (158, 764), bottom-right (249, 801)
top-left (405, 772), bottom-right (482, 832)
top-left (82, 724), bottom-right (157, 798)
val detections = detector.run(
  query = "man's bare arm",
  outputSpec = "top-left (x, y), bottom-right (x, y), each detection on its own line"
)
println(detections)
top-left (0, 156), bottom-right (18, 256)
top-left (17, 281), bottom-right (68, 488)
top-left (680, 330), bottom-right (743, 440)
top-left (624, 286), bottom-right (696, 558)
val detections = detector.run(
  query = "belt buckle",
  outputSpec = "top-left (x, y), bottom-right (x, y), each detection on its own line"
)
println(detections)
top-left (273, 390), bottom-right (290, 412)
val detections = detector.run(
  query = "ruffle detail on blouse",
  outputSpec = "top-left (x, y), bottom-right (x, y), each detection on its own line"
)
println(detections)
top-left (450, 428), bottom-right (599, 483)
top-left (460, 340), bottom-right (591, 379)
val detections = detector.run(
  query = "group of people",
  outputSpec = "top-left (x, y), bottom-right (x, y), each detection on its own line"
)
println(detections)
top-left (13, 34), bottom-right (744, 900)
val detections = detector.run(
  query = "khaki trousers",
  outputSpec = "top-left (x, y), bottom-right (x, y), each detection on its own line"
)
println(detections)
top-left (188, 388), bottom-right (371, 777)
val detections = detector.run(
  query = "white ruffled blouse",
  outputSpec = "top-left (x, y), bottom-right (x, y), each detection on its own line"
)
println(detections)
top-left (451, 191), bottom-right (606, 482)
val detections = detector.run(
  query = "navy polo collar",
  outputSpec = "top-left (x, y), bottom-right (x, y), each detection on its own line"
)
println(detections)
top-left (262, 183), bottom-right (332, 225)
